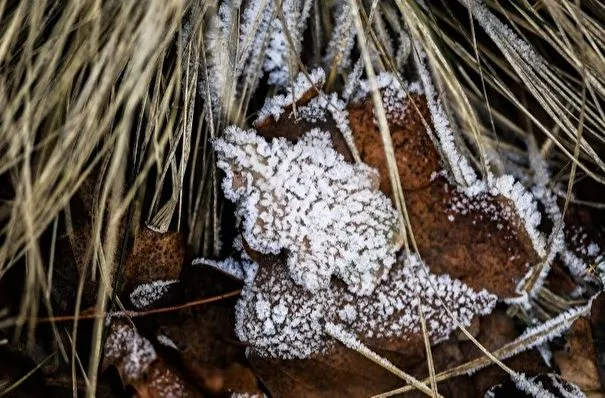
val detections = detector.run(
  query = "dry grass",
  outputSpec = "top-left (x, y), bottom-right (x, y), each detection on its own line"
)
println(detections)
top-left (0, 0), bottom-right (603, 396)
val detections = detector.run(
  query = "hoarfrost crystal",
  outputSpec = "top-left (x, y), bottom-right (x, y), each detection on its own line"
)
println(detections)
top-left (214, 127), bottom-right (401, 295)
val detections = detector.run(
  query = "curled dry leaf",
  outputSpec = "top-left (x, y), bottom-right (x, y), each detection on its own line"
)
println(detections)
top-left (348, 77), bottom-right (540, 298)
top-left (103, 319), bottom-right (196, 397)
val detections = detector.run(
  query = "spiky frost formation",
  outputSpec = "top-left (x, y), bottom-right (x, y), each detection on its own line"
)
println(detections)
top-left (213, 127), bottom-right (400, 295)
top-left (341, 255), bottom-right (497, 343)
top-left (129, 280), bottom-right (178, 309)
top-left (104, 322), bottom-right (158, 381)
top-left (235, 254), bottom-right (496, 359)
top-left (263, 0), bottom-right (313, 86)
top-left (235, 264), bottom-right (335, 359)
top-left (254, 67), bottom-right (326, 126)
top-left (323, 3), bottom-right (354, 72)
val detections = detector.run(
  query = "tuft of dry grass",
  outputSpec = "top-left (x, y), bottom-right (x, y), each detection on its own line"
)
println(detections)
top-left (0, 0), bottom-right (603, 396)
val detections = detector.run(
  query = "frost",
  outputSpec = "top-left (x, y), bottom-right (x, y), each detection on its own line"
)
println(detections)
top-left (508, 373), bottom-right (585, 398)
top-left (236, 254), bottom-right (496, 359)
top-left (342, 254), bottom-right (497, 344)
top-left (511, 373), bottom-right (556, 398)
top-left (129, 280), bottom-right (178, 309)
top-left (104, 321), bottom-right (157, 381)
top-left (192, 257), bottom-right (247, 281)
top-left (413, 49), bottom-right (478, 187)
top-left (157, 334), bottom-right (179, 350)
top-left (263, 0), bottom-right (313, 86)
top-left (254, 68), bottom-right (326, 126)
top-left (214, 127), bottom-right (401, 295)
top-left (323, 3), bottom-right (355, 72)
top-left (297, 91), bottom-right (360, 161)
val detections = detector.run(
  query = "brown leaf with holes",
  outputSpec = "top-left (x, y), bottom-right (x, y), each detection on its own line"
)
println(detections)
top-left (122, 227), bottom-right (185, 291)
top-left (348, 93), bottom-right (539, 298)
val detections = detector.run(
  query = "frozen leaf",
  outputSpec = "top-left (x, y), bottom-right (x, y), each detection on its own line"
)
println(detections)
top-left (129, 280), bottom-right (179, 309)
top-left (235, 254), bottom-right (496, 359)
top-left (214, 126), bottom-right (401, 295)
top-left (103, 320), bottom-right (158, 383)
top-left (349, 81), bottom-right (539, 298)
top-left (102, 320), bottom-right (195, 397)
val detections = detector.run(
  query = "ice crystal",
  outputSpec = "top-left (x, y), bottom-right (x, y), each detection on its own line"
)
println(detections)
top-left (263, 0), bottom-right (313, 86)
top-left (192, 257), bottom-right (247, 281)
top-left (129, 280), bottom-right (178, 309)
top-left (235, 254), bottom-right (496, 359)
top-left (413, 49), bottom-right (478, 187)
top-left (353, 72), bottom-right (423, 125)
top-left (323, 3), bottom-right (355, 72)
top-left (214, 127), bottom-right (400, 294)
top-left (255, 67), bottom-right (326, 125)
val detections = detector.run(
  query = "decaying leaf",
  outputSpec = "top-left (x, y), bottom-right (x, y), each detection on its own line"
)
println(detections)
top-left (123, 227), bottom-right (185, 290)
top-left (554, 318), bottom-right (601, 393)
top-left (102, 319), bottom-right (197, 397)
top-left (348, 77), bottom-right (540, 298)
top-left (485, 373), bottom-right (587, 398)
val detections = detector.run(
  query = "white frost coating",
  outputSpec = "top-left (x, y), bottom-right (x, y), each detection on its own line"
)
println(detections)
top-left (323, 3), bottom-right (355, 72)
top-left (157, 334), bottom-right (179, 350)
top-left (236, 255), bottom-right (496, 359)
top-left (353, 72), bottom-right (423, 107)
top-left (235, 265), bottom-right (334, 359)
top-left (104, 322), bottom-right (157, 381)
top-left (214, 127), bottom-right (401, 295)
top-left (254, 68), bottom-right (326, 126)
top-left (548, 374), bottom-right (587, 398)
top-left (192, 257), bottom-right (246, 281)
top-left (488, 175), bottom-right (546, 257)
top-left (297, 92), bottom-right (361, 161)
top-left (511, 373), bottom-right (556, 398)
top-left (129, 280), bottom-right (178, 309)
top-left (413, 49), bottom-right (478, 187)
top-left (342, 254), bottom-right (497, 343)
top-left (263, 0), bottom-right (313, 86)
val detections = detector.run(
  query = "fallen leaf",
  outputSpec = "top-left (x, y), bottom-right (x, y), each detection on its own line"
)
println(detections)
top-left (554, 317), bottom-right (601, 392)
top-left (348, 89), bottom-right (539, 298)
top-left (102, 319), bottom-right (199, 397)
top-left (122, 227), bottom-right (185, 291)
